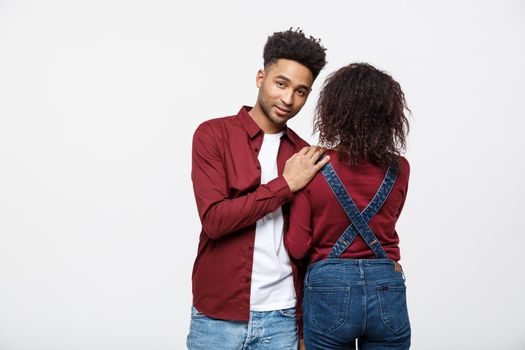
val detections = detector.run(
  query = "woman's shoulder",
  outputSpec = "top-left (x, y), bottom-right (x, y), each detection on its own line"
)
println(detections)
top-left (398, 155), bottom-right (410, 172)
top-left (396, 156), bottom-right (410, 188)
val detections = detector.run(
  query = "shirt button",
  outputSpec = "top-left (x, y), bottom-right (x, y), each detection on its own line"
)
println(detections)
top-left (254, 148), bottom-right (259, 152)
top-left (256, 165), bottom-right (260, 169)
top-left (245, 277), bottom-right (250, 282)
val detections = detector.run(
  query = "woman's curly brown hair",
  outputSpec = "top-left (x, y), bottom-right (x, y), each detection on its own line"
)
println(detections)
top-left (314, 63), bottom-right (410, 168)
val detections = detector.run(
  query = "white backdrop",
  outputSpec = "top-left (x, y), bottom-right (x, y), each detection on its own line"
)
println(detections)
top-left (1, 1), bottom-right (524, 349)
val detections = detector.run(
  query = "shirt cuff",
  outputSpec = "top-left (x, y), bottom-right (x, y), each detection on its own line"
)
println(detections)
top-left (266, 176), bottom-right (294, 202)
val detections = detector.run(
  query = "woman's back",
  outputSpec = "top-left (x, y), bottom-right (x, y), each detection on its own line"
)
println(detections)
top-left (286, 150), bottom-right (409, 264)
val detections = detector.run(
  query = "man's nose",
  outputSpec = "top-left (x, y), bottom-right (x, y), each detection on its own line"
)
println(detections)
top-left (281, 89), bottom-right (294, 106)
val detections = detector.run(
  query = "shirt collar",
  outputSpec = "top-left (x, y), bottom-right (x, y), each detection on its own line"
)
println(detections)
top-left (238, 106), bottom-right (261, 139)
top-left (237, 106), bottom-right (297, 145)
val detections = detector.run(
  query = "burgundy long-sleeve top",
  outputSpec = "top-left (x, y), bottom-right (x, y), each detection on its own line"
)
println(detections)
top-left (285, 150), bottom-right (410, 264)
top-left (191, 106), bottom-right (308, 324)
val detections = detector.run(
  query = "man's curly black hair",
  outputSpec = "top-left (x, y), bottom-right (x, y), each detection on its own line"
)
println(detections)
top-left (263, 28), bottom-right (327, 79)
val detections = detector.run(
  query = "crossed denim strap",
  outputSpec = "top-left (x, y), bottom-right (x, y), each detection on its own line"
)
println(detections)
top-left (321, 162), bottom-right (399, 259)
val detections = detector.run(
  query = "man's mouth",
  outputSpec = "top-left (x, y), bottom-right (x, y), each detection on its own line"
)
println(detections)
top-left (274, 106), bottom-right (291, 117)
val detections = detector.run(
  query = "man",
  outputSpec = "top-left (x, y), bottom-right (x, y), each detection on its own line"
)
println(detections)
top-left (187, 28), bottom-right (328, 350)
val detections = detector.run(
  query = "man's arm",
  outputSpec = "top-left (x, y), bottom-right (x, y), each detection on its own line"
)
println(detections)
top-left (191, 123), bottom-right (328, 239)
top-left (285, 188), bottom-right (313, 260)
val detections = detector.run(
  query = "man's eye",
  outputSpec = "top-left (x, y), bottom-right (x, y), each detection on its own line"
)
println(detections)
top-left (297, 89), bottom-right (306, 97)
top-left (276, 81), bottom-right (286, 88)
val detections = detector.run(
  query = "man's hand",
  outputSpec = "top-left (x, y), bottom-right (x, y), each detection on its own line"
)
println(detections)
top-left (283, 146), bottom-right (330, 193)
top-left (298, 339), bottom-right (306, 350)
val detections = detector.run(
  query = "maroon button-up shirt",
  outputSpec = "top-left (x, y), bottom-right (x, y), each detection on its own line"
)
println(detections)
top-left (190, 106), bottom-right (308, 323)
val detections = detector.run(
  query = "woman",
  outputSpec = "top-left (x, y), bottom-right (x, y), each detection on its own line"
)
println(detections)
top-left (286, 63), bottom-right (411, 349)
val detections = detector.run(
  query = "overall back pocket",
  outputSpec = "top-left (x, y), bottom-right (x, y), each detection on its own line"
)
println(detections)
top-left (307, 286), bottom-right (351, 334)
top-left (377, 285), bottom-right (409, 333)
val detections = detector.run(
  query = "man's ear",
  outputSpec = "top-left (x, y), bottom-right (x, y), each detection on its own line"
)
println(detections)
top-left (255, 69), bottom-right (265, 88)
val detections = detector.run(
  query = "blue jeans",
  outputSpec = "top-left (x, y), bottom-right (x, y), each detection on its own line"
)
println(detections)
top-left (186, 306), bottom-right (298, 350)
top-left (303, 259), bottom-right (411, 350)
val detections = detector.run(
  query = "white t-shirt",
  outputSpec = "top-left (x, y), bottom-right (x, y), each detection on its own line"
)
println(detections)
top-left (249, 131), bottom-right (296, 311)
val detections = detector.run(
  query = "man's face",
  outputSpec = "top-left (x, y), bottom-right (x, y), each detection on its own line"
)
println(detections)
top-left (255, 58), bottom-right (314, 130)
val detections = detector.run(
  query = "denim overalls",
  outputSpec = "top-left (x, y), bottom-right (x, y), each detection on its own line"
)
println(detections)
top-left (303, 162), bottom-right (411, 350)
